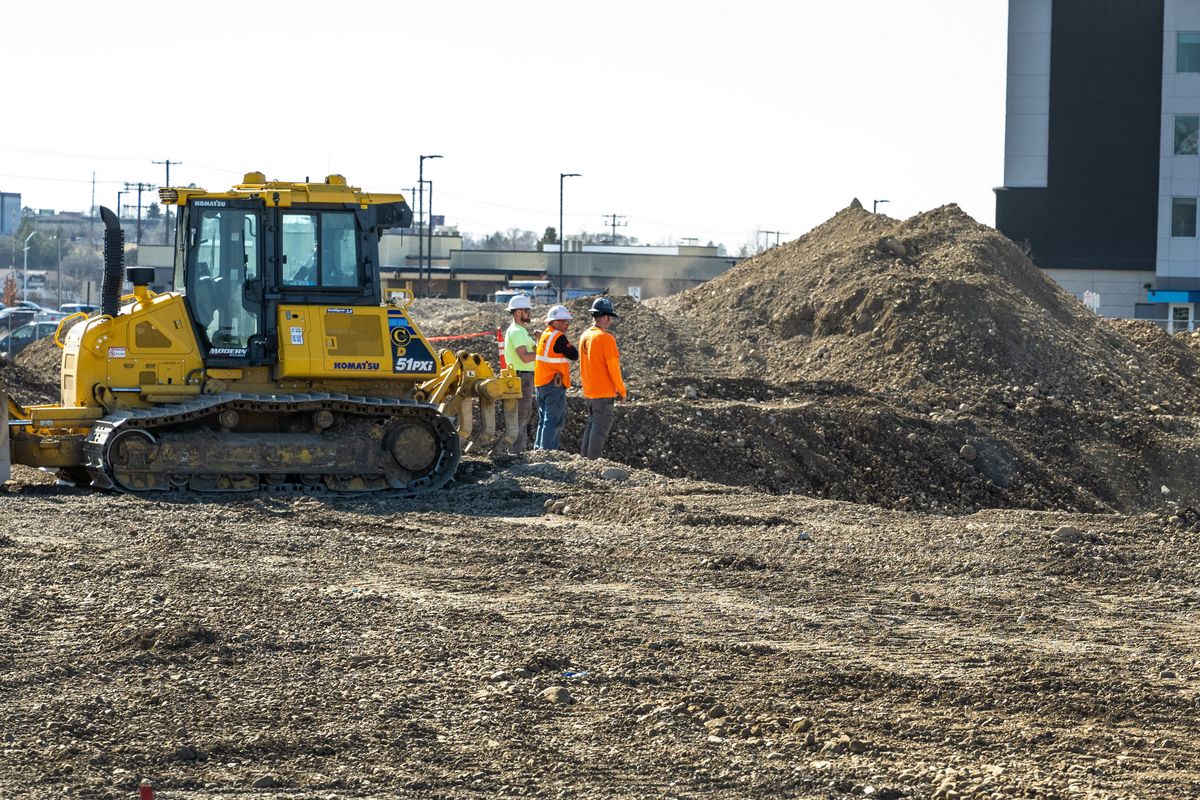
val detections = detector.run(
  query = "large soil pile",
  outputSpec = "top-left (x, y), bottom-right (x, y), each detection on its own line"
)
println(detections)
top-left (549, 206), bottom-right (1200, 513)
top-left (655, 205), bottom-right (1193, 414)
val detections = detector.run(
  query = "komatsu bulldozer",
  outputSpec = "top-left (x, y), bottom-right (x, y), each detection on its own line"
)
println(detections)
top-left (0, 172), bottom-right (521, 494)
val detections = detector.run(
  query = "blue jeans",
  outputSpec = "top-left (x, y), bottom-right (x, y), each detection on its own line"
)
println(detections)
top-left (534, 383), bottom-right (567, 450)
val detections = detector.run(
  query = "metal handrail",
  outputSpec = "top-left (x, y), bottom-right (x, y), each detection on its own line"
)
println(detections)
top-left (53, 312), bottom-right (89, 349)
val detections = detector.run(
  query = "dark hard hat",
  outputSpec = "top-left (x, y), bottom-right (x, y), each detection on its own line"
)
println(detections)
top-left (590, 297), bottom-right (618, 317)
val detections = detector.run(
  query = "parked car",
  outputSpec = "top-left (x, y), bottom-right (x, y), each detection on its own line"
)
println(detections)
top-left (0, 306), bottom-right (39, 332)
top-left (0, 320), bottom-right (60, 360)
top-left (60, 303), bottom-right (100, 316)
top-left (15, 300), bottom-right (58, 315)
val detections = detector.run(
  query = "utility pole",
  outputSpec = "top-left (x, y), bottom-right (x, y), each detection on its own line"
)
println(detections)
top-left (90, 172), bottom-right (96, 241)
top-left (758, 230), bottom-right (786, 250)
top-left (124, 182), bottom-right (157, 263)
top-left (602, 213), bottom-right (627, 245)
top-left (152, 159), bottom-right (181, 245)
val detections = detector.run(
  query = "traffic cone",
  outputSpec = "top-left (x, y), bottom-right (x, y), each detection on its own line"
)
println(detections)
top-left (496, 326), bottom-right (506, 369)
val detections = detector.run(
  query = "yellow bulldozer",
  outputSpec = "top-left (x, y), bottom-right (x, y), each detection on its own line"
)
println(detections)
top-left (0, 172), bottom-right (521, 494)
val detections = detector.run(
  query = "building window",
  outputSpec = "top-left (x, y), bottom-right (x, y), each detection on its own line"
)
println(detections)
top-left (1172, 197), bottom-right (1197, 237)
top-left (1181, 33), bottom-right (1200, 72)
top-left (1177, 115), bottom-right (1200, 154)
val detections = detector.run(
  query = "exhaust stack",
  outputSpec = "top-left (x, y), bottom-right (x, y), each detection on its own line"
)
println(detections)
top-left (98, 206), bottom-right (124, 317)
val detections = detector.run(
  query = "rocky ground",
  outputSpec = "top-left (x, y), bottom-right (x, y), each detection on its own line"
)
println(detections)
top-left (1, 205), bottom-right (1199, 798)
top-left (0, 457), bottom-right (1197, 799)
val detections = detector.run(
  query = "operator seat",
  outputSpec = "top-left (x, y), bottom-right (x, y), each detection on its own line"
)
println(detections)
top-left (191, 262), bottom-right (220, 333)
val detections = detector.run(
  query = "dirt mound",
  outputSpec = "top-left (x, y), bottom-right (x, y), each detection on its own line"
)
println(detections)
top-left (410, 298), bottom-right (504, 342)
top-left (0, 337), bottom-right (58, 405)
top-left (14, 336), bottom-right (61, 384)
top-left (655, 205), bottom-right (1192, 415)
top-left (1107, 319), bottom-right (1200, 385)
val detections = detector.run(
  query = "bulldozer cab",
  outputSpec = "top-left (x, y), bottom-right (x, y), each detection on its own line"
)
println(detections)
top-left (183, 200), bottom-right (265, 361)
top-left (168, 177), bottom-right (412, 368)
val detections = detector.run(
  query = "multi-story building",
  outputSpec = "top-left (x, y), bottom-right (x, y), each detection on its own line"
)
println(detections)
top-left (996, 0), bottom-right (1200, 329)
top-left (0, 192), bottom-right (20, 236)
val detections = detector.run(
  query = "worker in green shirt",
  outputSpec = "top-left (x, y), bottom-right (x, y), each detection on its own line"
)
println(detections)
top-left (503, 295), bottom-right (537, 453)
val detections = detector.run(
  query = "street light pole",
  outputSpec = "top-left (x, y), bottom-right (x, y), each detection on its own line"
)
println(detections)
top-left (21, 231), bottom-right (35, 301)
top-left (418, 154), bottom-right (442, 297)
top-left (559, 172), bottom-right (581, 303)
top-left (55, 228), bottom-right (63, 308)
top-left (427, 179), bottom-right (436, 297)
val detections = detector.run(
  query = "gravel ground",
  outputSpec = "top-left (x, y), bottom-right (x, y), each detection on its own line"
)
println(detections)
top-left (0, 455), bottom-right (1197, 799)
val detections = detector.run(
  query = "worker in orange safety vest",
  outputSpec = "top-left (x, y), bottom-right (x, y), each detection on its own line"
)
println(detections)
top-left (533, 304), bottom-right (578, 450)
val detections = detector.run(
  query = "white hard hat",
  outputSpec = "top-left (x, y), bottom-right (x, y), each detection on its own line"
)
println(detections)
top-left (507, 294), bottom-right (532, 311)
top-left (545, 305), bottom-right (572, 322)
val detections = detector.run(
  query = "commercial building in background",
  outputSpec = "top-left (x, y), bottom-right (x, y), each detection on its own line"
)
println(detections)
top-left (0, 192), bottom-right (20, 236)
top-left (377, 232), bottom-right (737, 301)
top-left (996, 0), bottom-right (1200, 329)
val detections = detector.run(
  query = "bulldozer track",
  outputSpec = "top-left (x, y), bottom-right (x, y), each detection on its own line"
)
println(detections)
top-left (81, 391), bottom-right (461, 496)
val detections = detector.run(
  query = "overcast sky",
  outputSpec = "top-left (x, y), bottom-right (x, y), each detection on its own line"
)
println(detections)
top-left (2, 0), bottom-right (1008, 253)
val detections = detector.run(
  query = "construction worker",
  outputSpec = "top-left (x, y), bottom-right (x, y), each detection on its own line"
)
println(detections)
top-left (533, 305), bottom-right (578, 450)
top-left (577, 296), bottom-right (627, 459)
top-left (503, 295), bottom-right (536, 453)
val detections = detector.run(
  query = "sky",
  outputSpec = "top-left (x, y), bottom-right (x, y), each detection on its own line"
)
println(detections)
top-left (2, 0), bottom-right (1009, 254)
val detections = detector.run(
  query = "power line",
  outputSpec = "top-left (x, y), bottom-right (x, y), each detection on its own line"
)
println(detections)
top-left (0, 171), bottom-right (125, 185)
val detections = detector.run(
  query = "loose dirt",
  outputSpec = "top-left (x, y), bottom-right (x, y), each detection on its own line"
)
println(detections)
top-left (1, 206), bottom-right (1198, 799)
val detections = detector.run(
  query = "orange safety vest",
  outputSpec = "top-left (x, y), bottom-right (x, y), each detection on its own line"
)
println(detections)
top-left (534, 328), bottom-right (571, 388)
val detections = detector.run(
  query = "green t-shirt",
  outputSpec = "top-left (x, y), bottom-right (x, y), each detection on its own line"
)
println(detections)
top-left (504, 320), bottom-right (536, 372)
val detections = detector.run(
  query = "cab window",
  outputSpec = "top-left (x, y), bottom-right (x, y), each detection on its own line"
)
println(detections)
top-left (281, 211), bottom-right (359, 288)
